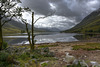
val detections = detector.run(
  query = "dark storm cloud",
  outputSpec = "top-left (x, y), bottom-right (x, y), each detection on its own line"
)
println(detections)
top-left (21, 0), bottom-right (100, 20)
top-left (20, 0), bottom-right (52, 15)
top-left (20, 0), bottom-right (100, 30)
top-left (52, 0), bottom-right (100, 21)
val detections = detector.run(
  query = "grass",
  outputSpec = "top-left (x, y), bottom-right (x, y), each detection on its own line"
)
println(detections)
top-left (72, 43), bottom-right (100, 51)
top-left (0, 45), bottom-right (57, 67)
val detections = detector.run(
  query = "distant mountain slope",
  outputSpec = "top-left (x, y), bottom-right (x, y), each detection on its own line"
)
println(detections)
top-left (64, 8), bottom-right (100, 33)
top-left (2, 20), bottom-right (51, 33)
top-left (3, 20), bottom-right (26, 33)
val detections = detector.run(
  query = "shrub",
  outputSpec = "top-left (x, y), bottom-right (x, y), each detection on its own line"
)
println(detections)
top-left (2, 41), bottom-right (8, 49)
top-left (0, 52), bottom-right (9, 61)
top-left (0, 52), bottom-right (14, 67)
top-left (19, 53), bottom-right (30, 60)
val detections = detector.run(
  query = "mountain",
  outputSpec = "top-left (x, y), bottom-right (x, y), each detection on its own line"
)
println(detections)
top-left (64, 8), bottom-right (100, 33)
top-left (2, 20), bottom-right (52, 33)
top-left (2, 20), bottom-right (27, 33)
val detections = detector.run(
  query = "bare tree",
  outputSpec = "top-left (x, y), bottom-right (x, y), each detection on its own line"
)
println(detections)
top-left (21, 11), bottom-right (55, 50)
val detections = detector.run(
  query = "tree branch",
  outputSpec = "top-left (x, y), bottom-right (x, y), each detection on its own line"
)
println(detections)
top-left (34, 11), bottom-right (55, 24)
top-left (1, 15), bottom-right (14, 27)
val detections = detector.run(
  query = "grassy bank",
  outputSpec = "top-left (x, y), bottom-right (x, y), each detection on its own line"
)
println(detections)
top-left (72, 43), bottom-right (100, 50)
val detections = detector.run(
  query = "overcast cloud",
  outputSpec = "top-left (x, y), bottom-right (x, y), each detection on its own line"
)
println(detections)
top-left (20, 0), bottom-right (100, 30)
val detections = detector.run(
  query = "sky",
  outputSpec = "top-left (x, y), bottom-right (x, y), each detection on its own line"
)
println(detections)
top-left (20, 0), bottom-right (100, 30)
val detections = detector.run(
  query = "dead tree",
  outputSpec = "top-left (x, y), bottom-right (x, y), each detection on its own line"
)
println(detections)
top-left (21, 11), bottom-right (55, 50)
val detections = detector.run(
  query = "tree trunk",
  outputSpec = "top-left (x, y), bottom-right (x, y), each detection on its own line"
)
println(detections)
top-left (25, 23), bottom-right (32, 45)
top-left (0, 19), bottom-right (3, 50)
top-left (31, 12), bottom-right (35, 50)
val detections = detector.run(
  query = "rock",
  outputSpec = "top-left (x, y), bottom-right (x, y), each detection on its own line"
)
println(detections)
top-left (81, 60), bottom-right (89, 67)
top-left (73, 59), bottom-right (79, 65)
top-left (63, 52), bottom-right (75, 63)
top-left (40, 61), bottom-right (49, 65)
top-left (90, 61), bottom-right (100, 67)
top-left (73, 59), bottom-right (89, 67)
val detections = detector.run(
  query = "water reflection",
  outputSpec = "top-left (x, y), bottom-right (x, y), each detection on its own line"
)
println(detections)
top-left (4, 33), bottom-right (79, 45)
top-left (74, 34), bottom-right (96, 41)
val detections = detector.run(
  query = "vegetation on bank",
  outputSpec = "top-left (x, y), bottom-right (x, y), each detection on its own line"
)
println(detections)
top-left (72, 43), bottom-right (100, 51)
top-left (0, 44), bottom-right (57, 67)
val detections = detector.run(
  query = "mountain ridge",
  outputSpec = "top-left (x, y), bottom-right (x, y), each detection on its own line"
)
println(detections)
top-left (2, 20), bottom-right (56, 33)
top-left (64, 8), bottom-right (100, 33)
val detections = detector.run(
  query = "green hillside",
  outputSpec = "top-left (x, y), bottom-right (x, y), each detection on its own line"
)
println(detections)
top-left (2, 21), bottom-right (25, 33)
top-left (64, 8), bottom-right (100, 33)
top-left (2, 20), bottom-right (49, 34)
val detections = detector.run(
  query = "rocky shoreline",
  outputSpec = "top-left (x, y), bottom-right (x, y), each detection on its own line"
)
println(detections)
top-left (36, 38), bottom-right (100, 67)
top-left (1, 37), bottom-right (100, 67)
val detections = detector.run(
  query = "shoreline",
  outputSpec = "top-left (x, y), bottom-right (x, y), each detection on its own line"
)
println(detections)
top-left (5, 37), bottom-right (100, 66)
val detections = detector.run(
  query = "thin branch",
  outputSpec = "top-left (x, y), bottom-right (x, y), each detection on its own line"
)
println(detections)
top-left (1, 15), bottom-right (14, 26)
top-left (34, 10), bottom-right (55, 24)
top-left (34, 17), bottom-right (45, 24)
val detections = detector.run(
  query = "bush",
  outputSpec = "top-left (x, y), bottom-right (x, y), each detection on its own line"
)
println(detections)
top-left (2, 41), bottom-right (8, 49)
top-left (19, 53), bottom-right (30, 60)
top-left (0, 52), bottom-right (9, 61)
top-left (0, 52), bottom-right (14, 67)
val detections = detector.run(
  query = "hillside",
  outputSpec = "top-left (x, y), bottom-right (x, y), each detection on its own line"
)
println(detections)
top-left (2, 20), bottom-right (27, 33)
top-left (2, 20), bottom-right (51, 33)
top-left (64, 8), bottom-right (100, 33)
